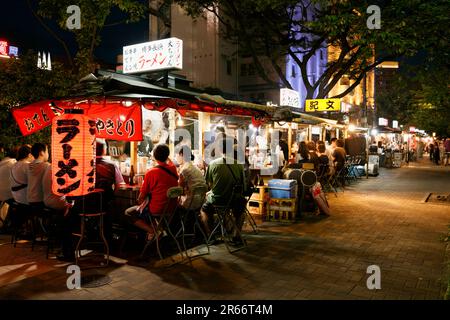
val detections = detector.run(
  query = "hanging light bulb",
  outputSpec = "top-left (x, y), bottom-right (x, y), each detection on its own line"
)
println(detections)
top-left (177, 116), bottom-right (184, 126)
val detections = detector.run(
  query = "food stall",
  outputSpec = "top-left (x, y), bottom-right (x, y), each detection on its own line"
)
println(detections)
top-left (10, 70), bottom-right (281, 223)
top-left (371, 126), bottom-right (404, 168)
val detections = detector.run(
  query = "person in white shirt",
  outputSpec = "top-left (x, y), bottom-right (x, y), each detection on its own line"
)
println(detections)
top-left (27, 143), bottom-right (50, 207)
top-left (0, 147), bottom-right (17, 228)
top-left (176, 146), bottom-right (208, 210)
top-left (0, 147), bottom-right (17, 203)
top-left (326, 138), bottom-right (337, 175)
top-left (42, 165), bottom-right (72, 215)
top-left (10, 145), bottom-right (33, 205)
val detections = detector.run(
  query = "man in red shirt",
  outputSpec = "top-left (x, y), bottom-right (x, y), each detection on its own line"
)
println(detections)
top-left (124, 144), bottom-right (179, 238)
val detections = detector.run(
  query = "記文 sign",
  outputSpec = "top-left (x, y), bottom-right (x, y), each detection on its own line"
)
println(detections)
top-left (305, 99), bottom-right (340, 112)
top-left (123, 38), bottom-right (183, 74)
top-left (280, 88), bottom-right (300, 108)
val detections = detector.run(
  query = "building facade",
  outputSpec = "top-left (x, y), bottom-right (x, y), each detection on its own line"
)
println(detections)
top-left (155, 3), bottom-right (375, 122)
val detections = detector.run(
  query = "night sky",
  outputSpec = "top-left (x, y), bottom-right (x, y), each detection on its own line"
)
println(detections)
top-left (0, 1), bottom-right (149, 65)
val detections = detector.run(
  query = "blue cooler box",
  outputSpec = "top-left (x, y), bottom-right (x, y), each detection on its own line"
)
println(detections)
top-left (268, 179), bottom-right (298, 199)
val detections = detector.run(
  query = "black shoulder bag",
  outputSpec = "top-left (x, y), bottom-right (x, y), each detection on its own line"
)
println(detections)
top-left (155, 165), bottom-right (179, 181)
top-left (10, 169), bottom-right (27, 192)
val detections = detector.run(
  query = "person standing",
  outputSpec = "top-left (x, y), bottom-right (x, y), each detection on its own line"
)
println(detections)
top-left (433, 142), bottom-right (441, 165)
top-left (444, 138), bottom-right (450, 166)
top-left (138, 119), bottom-right (154, 156)
top-left (429, 142), bottom-right (435, 161)
top-left (277, 131), bottom-right (289, 164)
top-left (10, 145), bottom-right (33, 205)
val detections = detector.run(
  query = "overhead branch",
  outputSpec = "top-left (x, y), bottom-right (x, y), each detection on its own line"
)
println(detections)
top-left (330, 55), bottom-right (398, 99)
top-left (26, 0), bottom-right (73, 67)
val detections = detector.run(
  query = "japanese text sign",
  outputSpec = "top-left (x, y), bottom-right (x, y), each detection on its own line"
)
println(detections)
top-left (12, 101), bottom-right (56, 136)
top-left (392, 120), bottom-right (398, 129)
top-left (85, 102), bottom-right (143, 141)
top-left (0, 41), bottom-right (8, 57)
top-left (378, 117), bottom-right (388, 126)
top-left (305, 98), bottom-right (341, 112)
top-left (280, 88), bottom-right (300, 108)
top-left (9, 46), bottom-right (18, 57)
top-left (123, 38), bottom-right (183, 74)
top-left (51, 113), bottom-right (96, 196)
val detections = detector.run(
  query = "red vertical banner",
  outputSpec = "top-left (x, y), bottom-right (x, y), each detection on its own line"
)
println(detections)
top-left (12, 100), bottom-right (56, 136)
top-left (51, 113), bottom-right (97, 196)
top-left (86, 102), bottom-right (143, 141)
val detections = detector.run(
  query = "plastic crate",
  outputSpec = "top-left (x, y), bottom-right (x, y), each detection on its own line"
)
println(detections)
top-left (268, 179), bottom-right (298, 198)
top-left (247, 200), bottom-right (267, 215)
top-left (267, 198), bottom-right (297, 223)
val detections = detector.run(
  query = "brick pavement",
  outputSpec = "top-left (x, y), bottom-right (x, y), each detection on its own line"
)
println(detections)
top-left (0, 157), bottom-right (449, 300)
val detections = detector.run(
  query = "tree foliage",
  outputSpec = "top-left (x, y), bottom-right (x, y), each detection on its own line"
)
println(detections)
top-left (376, 55), bottom-right (450, 137)
top-left (30, 0), bottom-right (147, 76)
top-left (175, 0), bottom-right (450, 99)
top-left (0, 51), bottom-right (76, 147)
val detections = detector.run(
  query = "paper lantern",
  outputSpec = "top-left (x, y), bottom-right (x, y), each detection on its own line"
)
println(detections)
top-left (252, 115), bottom-right (266, 128)
top-left (51, 112), bottom-right (96, 196)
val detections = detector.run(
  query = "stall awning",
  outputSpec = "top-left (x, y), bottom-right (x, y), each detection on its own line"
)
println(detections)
top-left (290, 108), bottom-right (345, 128)
top-left (10, 70), bottom-right (290, 138)
top-left (376, 126), bottom-right (402, 134)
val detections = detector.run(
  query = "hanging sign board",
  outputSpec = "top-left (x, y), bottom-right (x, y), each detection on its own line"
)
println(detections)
top-left (392, 120), bottom-right (398, 129)
top-left (123, 37), bottom-right (183, 74)
top-left (305, 98), bottom-right (341, 112)
top-left (86, 102), bottom-right (143, 141)
top-left (280, 88), bottom-right (300, 108)
top-left (378, 117), bottom-right (388, 126)
top-left (51, 113), bottom-right (96, 196)
top-left (0, 40), bottom-right (8, 58)
top-left (12, 100), bottom-right (56, 136)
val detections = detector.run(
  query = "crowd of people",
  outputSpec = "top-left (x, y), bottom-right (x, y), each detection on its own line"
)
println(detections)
top-left (284, 137), bottom-right (347, 178)
top-left (0, 133), bottom-right (446, 261)
top-left (426, 138), bottom-right (450, 166)
top-left (0, 135), bottom-right (249, 261)
top-left (0, 141), bottom-right (126, 261)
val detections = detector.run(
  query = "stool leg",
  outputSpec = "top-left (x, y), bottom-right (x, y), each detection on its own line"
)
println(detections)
top-left (245, 208), bottom-right (258, 234)
top-left (194, 215), bottom-right (210, 255)
top-left (99, 214), bottom-right (109, 266)
top-left (179, 214), bottom-right (189, 259)
top-left (163, 216), bottom-right (185, 261)
top-left (75, 217), bottom-right (85, 266)
top-left (31, 216), bottom-right (36, 252)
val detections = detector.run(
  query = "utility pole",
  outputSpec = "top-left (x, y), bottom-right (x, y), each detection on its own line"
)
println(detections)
top-left (362, 73), bottom-right (369, 179)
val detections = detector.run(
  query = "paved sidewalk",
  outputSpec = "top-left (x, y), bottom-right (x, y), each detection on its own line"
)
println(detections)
top-left (0, 158), bottom-right (449, 300)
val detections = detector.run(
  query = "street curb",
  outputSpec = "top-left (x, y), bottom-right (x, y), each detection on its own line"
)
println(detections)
top-left (421, 193), bottom-right (431, 203)
top-left (444, 232), bottom-right (450, 300)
